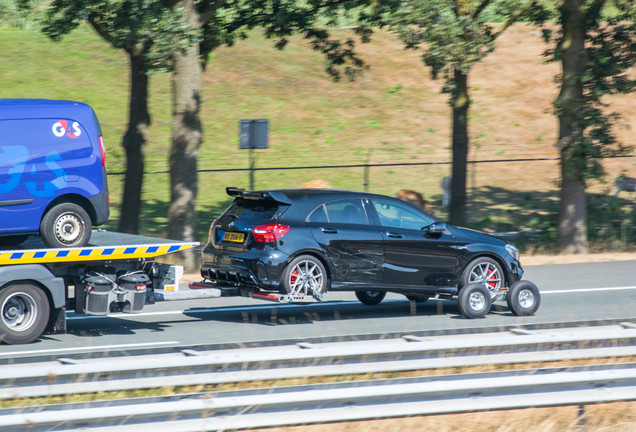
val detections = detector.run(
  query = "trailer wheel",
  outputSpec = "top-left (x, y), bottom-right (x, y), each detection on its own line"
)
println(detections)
top-left (0, 284), bottom-right (50, 344)
top-left (355, 290), bottom-right (386, 305)
top-left (507, 280), bottom-right (541, 316)
top-left (40, 203), bottom-right (92, 248)
top-left (458, 283), bottom-right (492, 319)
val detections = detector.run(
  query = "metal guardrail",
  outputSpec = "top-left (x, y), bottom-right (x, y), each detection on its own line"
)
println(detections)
top-left (1, 323), bottom-right (635, 401)
top-left (1, 363), bottom-right (636, 431)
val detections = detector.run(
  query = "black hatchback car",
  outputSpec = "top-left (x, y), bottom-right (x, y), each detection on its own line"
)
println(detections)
top-left (200, 187), bottom-right (540, 318)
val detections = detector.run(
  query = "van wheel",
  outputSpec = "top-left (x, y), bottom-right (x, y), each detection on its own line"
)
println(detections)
top-left (41, 203), bottom-right (92, 248)
top-left (0, 283), bottom-right (50, 344)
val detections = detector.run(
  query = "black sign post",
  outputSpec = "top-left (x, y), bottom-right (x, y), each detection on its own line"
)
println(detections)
top-left (239, 119), bottom-right (269, 190)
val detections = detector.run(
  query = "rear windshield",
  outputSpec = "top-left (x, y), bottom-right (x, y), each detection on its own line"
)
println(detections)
top-left (222, 198), bottom-right (282, 222)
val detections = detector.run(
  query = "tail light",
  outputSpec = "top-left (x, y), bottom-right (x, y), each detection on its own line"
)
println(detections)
top-left (210, 219), bottom-right (218, 243)
top-left (253, 224), bottom-right (290, 243)
top-left (98, 136), bottom-right (107, 168)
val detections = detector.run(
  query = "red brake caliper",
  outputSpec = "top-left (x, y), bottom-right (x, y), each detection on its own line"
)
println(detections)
top-left (290, 269), bottom-right (299, 285)
top-left (487, 268), bottom-right (496, 288)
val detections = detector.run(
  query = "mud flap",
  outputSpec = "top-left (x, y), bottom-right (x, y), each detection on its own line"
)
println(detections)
top-left (48, 307), bottom-right (67, 334)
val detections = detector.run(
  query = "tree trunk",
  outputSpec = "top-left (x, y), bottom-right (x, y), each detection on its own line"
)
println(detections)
top-left (449, 68), bottom-right (469, 227)
top-left (168, 0), bottom-right (202, 269)
top-left (118, 47), bottom-right (150, 234)
top-left (556, 0), bottom-right (588, 253)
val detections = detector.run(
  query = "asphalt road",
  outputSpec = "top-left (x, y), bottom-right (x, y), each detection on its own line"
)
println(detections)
top-left (1, 260), bottom-right (635, 356)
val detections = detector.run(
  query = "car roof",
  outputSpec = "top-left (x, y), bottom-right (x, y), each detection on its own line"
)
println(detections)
top-left (244, 188), bottom-right (424, 209)
top-left (245, 188), bottom-right (398, 204)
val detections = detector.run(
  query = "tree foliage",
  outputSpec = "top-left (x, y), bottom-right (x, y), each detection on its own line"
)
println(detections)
top-left (544, 0), bottom-right (634, 181)
top-left (43, 1), bottom-right (196, 71)
top-left (357, 0), bottom-right (541, 226)
top-left (43, 0), bottom-right (198, 234)
top-left (164, 0), bottom-right (373, 267)
top-left (538, 0), bottom-right (635, 253)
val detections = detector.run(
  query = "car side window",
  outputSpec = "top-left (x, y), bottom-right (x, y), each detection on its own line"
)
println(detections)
top-left (308, 199), bottom-right (369, 225)
top-left (308, 204), bottom-right (328, 223)
top-left (372, 199), bottom-right (433, 230)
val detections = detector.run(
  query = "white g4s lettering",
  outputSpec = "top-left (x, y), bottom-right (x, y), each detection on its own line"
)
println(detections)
top-left (52, 121), bottom-right (65, 137)
top-left (52, 120), bottom-right (82, 138)
top-left (71, 121), bottom-right (81, 137)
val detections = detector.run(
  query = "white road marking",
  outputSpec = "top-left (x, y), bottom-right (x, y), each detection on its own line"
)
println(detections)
top-left (541, 286), bottom-right (636, 294)
top-left (0, 341), bottom-right (178, 357)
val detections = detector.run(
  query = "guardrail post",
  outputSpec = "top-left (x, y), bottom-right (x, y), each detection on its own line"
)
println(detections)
top-left (577, 404), bottom-right (586, 430)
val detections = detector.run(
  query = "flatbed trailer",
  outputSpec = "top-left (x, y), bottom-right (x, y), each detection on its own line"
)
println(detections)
top-left (0, 230), bottom-right (541, 345)
top-left (0, 230), bottom-right (201, 344)
top-left (0, 230), bottom-right (331, 345)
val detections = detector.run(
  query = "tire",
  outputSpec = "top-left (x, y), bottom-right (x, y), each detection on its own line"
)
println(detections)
top-left (461, 257), bottom-right (504, 290)
top-left (281, 255), bottom-right (328, 296)
top-left (40, 203), bottom-right (92, 248)
top-left (458, 283), bottom-right (492, 319)
top-left (0, 283), bottom-right (50, 344)
top-left (355, 290), bottom-right (386, 305)
top-left (507, 280), bottom-right (541, 316)
top-left (406, 294), bottom-right (429, 303)
top-left (0, 235), bottom-right (29, 246)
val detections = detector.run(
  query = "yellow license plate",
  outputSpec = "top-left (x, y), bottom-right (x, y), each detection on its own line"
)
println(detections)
top-left (224, 232), bottom-right (245, 243)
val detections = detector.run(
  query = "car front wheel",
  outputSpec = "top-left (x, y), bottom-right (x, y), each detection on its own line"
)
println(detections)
top-left (355, 290), bottom-right (386, 305)
top-left (461, 257), bottom-right (504, 290)
top-left (406, 294), bottom-right (429, 303)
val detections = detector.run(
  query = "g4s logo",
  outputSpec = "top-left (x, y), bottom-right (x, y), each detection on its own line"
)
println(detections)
top-left (52, 120), bottom-right (82, 139)
top-left (0, 146), bottom-right (67, 197)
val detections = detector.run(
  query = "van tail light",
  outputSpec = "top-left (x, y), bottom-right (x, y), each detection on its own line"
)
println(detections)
top-left (98, 136), bottom-right (107, 168)
top-left (253, 224), bottom-right (290, 243)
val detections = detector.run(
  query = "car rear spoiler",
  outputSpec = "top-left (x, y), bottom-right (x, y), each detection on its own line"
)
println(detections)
top-left (226, 187), bottom-right (292, 205)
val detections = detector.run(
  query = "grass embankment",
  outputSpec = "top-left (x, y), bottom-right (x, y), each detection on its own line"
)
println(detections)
top-left (1, 24), bottom-right (635, 252)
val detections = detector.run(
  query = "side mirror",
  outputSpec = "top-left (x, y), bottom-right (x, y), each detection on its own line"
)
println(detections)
top-left (428, 222), bottom-right (447, 235)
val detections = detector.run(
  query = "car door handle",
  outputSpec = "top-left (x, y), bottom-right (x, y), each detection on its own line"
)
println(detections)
top-left (321, 227), bottom-right (339, 234)
top-left (386, 232), bottom-right (404, 239)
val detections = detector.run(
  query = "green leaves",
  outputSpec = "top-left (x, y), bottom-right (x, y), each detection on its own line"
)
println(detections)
top-left (545, 0), bottom-right (635, 182)
top-left (43, 1), bottom-right (199, 72)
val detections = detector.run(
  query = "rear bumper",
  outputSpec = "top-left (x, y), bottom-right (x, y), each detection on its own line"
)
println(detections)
top-left (88, 186), bottom-right (110, 226)
top-left (200, 242), bottom-right (290, 291)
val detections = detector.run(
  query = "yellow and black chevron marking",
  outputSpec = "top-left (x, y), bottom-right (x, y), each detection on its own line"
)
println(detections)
top-left (0, 243), bottom-right (198, 265)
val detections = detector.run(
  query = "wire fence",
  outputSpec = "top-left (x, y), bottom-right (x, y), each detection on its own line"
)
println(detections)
top-left (105, 153), bottom-right (636, 246)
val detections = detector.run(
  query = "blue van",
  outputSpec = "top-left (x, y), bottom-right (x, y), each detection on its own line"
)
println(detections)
top-left (0, 99), bottom-right (109, 248)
